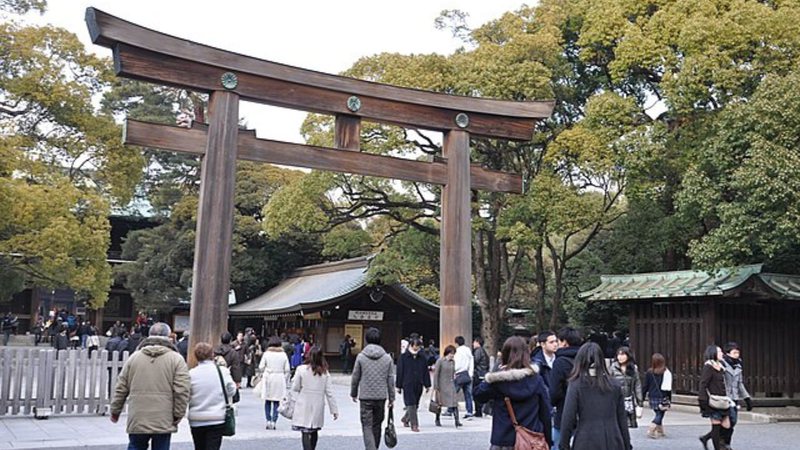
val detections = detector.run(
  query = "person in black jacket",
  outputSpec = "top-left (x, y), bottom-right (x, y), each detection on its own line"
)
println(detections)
top-left (474, 336), bottom-right (552, 449)
top-left (215, 331), bottom-right (243, 389)
top-left (126, 325), bottom-right (143, 354)
top-left (396, 338), bottom-right (430, 432)
top-left (559, 342), bottom-right (631, 450)
top-left (549, 326), bottom-right (582, 448)
top-left (698, 345), bottom-right (731, 450)
top-left (472, 337), bottom-right (490, 417)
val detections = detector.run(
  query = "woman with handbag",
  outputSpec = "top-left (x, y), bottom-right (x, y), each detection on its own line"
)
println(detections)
top-left (290, 345), bottom-right (338, 450)
top-left (559, 342), bottom-right (632, 450)
top-left (698, 345), bottom-right (732, 450)
top-left (188, 342), bottom-right (237, 450)
top-left (259, 336), bottom-right (291, 430)
top-left (642, 353), bottom-right (672, 439)
top-left (432, 345), bottom-right (461, 427)
top-left (610, 346), bottom-right (643, 429)
top-left (473, 336), bottom-right (552, 450)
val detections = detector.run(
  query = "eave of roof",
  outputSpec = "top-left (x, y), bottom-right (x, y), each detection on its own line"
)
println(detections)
top-left (578, 264), bottom-right (800, 302)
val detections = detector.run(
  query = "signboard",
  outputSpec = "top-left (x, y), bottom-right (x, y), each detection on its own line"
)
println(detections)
top-left (347, 310), bottom-right (384, 321)
top-left (173, 314), bottom-right (190, 332)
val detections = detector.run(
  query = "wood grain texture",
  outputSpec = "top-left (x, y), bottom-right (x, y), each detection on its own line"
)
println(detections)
top-left (86, 7), bottom-right (554, 122)
top-left (187, 91), bottom-right (240, 368)
top-left (113, 44), bottom-right (539, 140)
top-left (334, 115), bottom-right (361, 151)
top-left (124, 120), bottom-right (523, 193)
top-left (439, 130), bottom-right (473, 353)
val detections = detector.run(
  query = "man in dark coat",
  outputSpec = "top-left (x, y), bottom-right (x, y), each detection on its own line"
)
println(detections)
top-left (126, 325), bottom-right (143, 354)
top-left (396, 339), bottom-right (431, 432)
top-left (215, 331), bottom-right (242, 388)
top-left (549, 326), bottom-right (582, 448)
top-left (472, 337), bottom-right (490, 417)
top-left (176, 330), bottom-right (189, 361)
top-left (531, 331), bottom-right (558, 388)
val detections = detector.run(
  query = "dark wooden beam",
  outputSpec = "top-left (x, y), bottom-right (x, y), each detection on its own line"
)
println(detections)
top-left (86, 7), bottom-right (554, 124)
top-left (112, 44), bottom-right (540, 141)
top-left (187, 91), bottom-right (239, 368)
top-left (123, 120), bottom-right (523, 193)
top-left (334, 115), bottom-right (361, 151)
top-left (440, 130), bottom-right (473, 352)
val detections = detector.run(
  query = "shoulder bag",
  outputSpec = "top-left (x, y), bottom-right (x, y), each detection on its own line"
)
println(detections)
top-left (384, 406), bottom-right (398, 448)
top-left (278, 390), bottom-right (295, 419)
top-left (215, 365), bottom-right (236, 437)
top-left (707, 390), bottom-right (732, 410)
top-left (504, 397), bottom-right (549, 450)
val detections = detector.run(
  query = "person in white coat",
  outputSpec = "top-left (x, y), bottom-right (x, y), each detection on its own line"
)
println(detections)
top-left (188, 342), bottom-right (236, 450)
top-left (291, 345), bottom-right (338, 450)
top-left (259, 336), bottom-right (291, 430)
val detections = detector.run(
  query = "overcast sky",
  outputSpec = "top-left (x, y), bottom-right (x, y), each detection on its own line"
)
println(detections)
top-left (25, 0), bottom-right (530, 143)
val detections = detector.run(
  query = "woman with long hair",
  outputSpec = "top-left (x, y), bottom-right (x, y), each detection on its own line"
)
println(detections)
top-left (559, 342), bottom-right (631, 450)
top-left (291, 345), bottom-right (338, 450)
top-left (642, 352), bottom-right (672, 439)
top-left (474, 336), bottom-right (552, 450)
top-left (259, 336), bottom-right (291, 430)
top-left (698, 345), bottom-right (731, 450)
top-left (432, 345), bottom-right (461, 427)
top-left (610, 346), bottom-right (643, 429)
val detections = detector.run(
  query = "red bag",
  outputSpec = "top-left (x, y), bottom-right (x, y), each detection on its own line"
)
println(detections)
top-left (504, 397), bottom-right (549, 450)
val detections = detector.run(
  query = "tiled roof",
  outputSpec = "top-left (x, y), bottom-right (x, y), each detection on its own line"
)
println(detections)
top-left (229, 256), bottom-right (438, 315)
top-left (580, 264), bottom-right (800, 301)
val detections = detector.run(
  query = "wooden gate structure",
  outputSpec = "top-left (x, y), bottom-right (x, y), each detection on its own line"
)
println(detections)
top-left (85, 8), bottom-right (554, 365)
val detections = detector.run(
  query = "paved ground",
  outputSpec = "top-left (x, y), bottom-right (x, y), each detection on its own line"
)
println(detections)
top-left (1, 375), bottom-right (797, 449)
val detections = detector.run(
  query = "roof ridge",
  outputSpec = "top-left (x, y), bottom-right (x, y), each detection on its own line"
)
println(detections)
top-left (288, 256), bottom-right (371, 277)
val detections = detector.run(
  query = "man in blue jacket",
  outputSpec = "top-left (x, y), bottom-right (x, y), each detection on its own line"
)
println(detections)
top-left (549, 327), bottom-right (582, 448)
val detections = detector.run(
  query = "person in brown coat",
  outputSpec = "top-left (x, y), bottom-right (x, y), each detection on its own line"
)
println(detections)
top-left (432, 345), bottom-right (461, 427)
top-left (110, 322), bottom-right (191, 450)
top-left (698, 344), bottom-right (732, 450)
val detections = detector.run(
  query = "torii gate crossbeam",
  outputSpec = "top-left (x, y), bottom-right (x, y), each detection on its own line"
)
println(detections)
top-left (86, 8), bottom-right (554, 365)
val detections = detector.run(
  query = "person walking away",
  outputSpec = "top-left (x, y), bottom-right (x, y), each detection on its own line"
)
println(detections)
top-left (396, 338), bottom-right (430, 432)
top-left (292, 337), bottom-right (305, 371)
top-left (291, 345), bottom-right (339, 450)
top-left (549, 326), bottom-right (582, 448)
top-left (559, 342), bottom-right (631, 450)
top-left (177, 331), bottom-right (190, 361)
top-left (721, 342), bottom-right (751, 449)
top-left (350, 327), bottom-right (395, 450)
top-left (259, 336), bottom-right (291, 430)
top-left (432, 345), bottom-right (461, 427)
top-left (610, 346), bottom-right (643, 429)
top-left (472, 337), bottom-right (490, 418)
top-left (531, 331), bottom-right (558, 389)
top-left (215, 332), bottom-right (243, 391)
top-left (474, 336), bottom-right (552, 450)
top-left (32, 316), bottom-right (44, 347)
top-left (454, 335), bottom-right (475, 418)
top-left (642, 352), bottom-right (672, 439)
top-left (86, 326), bottom-right (100, 358)
top-left (54, 325), bottom-right (69, 352)
top-left (187, 342), bottom-right (236, 450)
top-left (127, 325), bottom-right (143, 354)
top-left (110, 322), bottom-right (191, 450)
top-left (698, 345), bottom-right (732, 450)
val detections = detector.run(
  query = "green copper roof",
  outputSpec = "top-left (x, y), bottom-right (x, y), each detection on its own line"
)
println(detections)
top-left (580, 264), bottom-right (800, 301)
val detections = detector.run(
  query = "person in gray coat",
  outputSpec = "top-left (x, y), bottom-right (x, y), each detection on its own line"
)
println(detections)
top-left (721, 342), bottom-right (752, 449)
top-left (609, 346), bottom-right (643, 429)
top-left (559, 342), bottom-right (632, 450)
top-left (432, 345), bottom-right (461, 427)
top-left (350, 327), bottom-right (395, 450)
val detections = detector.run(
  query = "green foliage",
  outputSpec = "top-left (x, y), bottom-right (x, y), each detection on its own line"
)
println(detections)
top-left (322, 224), bottom-right (371, 260)
top-left (0, 15), bottom-right (143, 307)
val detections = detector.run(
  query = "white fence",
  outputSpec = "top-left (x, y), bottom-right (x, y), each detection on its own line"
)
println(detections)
top-left (0, 348), bottom-right (129, 417)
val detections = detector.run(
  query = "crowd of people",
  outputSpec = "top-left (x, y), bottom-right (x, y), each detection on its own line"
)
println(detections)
top-left (94, 319), bottom-right (754, 450)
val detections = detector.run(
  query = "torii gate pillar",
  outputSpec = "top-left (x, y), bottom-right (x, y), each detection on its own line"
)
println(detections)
top-left (440, 130), bottom-right (472, 350)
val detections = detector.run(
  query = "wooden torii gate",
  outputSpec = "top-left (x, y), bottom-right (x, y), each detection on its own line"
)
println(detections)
top-left (86, 8), bottom-right (554, 365)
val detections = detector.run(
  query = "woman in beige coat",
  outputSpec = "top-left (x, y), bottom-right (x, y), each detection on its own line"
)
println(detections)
top-left (259, 336), bottom-right (291, 430)
top-left (291, 345), bottom-right (338, 450)
top-left (432, 345), bottom-right (461, 427)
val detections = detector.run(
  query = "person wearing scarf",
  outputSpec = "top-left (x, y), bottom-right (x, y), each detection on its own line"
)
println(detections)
top-left (721, 342), bottom-right (752, 448)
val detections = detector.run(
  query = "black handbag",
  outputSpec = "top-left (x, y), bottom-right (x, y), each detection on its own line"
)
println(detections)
top-left (454, 371), bottom-right (471, 390)
top-left (215, 365), bottom-right (236, 437)
top-left (384, 406), bottom-right (397, 448)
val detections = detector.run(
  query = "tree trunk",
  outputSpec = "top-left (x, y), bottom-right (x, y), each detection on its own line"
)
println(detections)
top-left (533, 243), bottom-right (547, 330)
